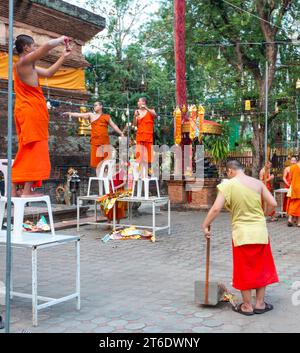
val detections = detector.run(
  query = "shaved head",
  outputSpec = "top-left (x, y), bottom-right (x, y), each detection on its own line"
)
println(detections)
top-left (226, 160), bottom-right (244, 171)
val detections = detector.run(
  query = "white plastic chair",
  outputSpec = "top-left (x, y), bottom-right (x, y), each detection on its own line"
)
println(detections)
top-left (131, 162), bottom-right (160, 199)
top-left (87, 159), bottom-right (116, 196)
top-left (0, 159), bottom-right (55, 236)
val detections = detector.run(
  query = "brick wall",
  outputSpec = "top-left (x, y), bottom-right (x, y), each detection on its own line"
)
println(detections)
top-left (167, 179), bottom-right (219, 209)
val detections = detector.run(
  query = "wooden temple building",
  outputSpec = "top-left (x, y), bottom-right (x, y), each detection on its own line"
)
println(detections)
top-left (0, 0), bottom-right (105, 196)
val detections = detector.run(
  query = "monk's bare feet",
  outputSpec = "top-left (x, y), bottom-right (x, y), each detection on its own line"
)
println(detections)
top-left (12, 183), bottom-right (19, 197)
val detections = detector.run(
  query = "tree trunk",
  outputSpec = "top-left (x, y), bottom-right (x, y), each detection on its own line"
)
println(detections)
top-left (251, 122), bottom-right (265, 177)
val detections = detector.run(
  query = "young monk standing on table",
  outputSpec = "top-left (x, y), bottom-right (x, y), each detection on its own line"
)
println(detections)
top-left (202, 160), bottom-right (278, 315)
top-left (12, 34), bottom-right (72, 197)
top-left (64, 102), bottom-right (124, 170)
top-left (133, 97), bottom-right (156, 175)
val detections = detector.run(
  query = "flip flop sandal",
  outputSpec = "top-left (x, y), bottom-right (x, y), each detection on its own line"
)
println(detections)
top-left (232, 303), bottom-right (254, 316)
top-left (287, 222), bottom-right (293, 227)
top-left (254, 303), bottom-right (273, 314)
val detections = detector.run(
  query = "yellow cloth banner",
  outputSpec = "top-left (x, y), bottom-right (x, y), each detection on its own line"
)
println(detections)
top-left (174, 107), bottom-right (182, 145)
top-left (0, 52), bottom-right (86, 90)
top-left (189, 105), bottom-right (197, 140)
top-left (198, 105), bottom-right (205, 144)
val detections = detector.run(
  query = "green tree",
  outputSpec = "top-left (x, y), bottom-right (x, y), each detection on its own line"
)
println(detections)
top-left (142, 0), bottom-right (300, 175)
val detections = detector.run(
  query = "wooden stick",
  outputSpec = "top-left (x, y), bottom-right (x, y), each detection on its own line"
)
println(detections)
top-left (204, 235), bottom-right (211, 305)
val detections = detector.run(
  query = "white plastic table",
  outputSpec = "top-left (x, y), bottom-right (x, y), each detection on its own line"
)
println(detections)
top-left (77, 195), bottom-right (111, 231)
top-left (0, 231), bottom-right (80, 326)
top-left (112, 196), bottom-right (171, 237)
top-left (274, 188), bottom-right (288, 217)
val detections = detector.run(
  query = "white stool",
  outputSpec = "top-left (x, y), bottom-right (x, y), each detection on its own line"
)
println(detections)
top-left (131, 162), bottom-right (160, 199)
top-left (0, 196), bottom-right (55, 236)
top-left (87, 159), bottom-right (116, 196)
top-left (0, 159), bottom-right (55, 236)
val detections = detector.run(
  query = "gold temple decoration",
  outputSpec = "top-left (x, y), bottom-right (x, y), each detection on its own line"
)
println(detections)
top-left (245, 100), bottom-right (251, 111)
top-left (78, 106), bottom-right (91, 136)
top-left (198, 105), bottom-right (205, 143)
top-left (189, 105), bottom-right (197, 140)
top-left (174, 106), bottom-right (182, 145)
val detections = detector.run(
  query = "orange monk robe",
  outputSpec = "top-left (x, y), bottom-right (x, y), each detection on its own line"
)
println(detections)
top-left (90, 114), bottom-right (110, 168)
top-left (283, 168), bottom-right (291, 212)
top-left (12, 66), bottom-right (50, 187)
top-left (287, 164), bottom-right (300, 217)
top-left (136, 111), bottom-right (154, 164)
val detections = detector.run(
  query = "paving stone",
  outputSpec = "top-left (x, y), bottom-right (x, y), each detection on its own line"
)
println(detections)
top-left (193, 311), bottom-right (214, 318)
top-left (183, 317), bottom-right (204, 325)
top-left (3, 211), bottom-right (300, 333)
top-left (93, 326), bottom-right (115, 333)
top-left (120, 314), bottom-right (142, 321)
top-left (107, 319), bottom-right (129, 327)
top-left (202, 319), bottom-right (224, 328)
top-left (176, 309), bottom-right (197, 315)
top-left (125, 323), bottom-right (146, 330)
top-left (192, 326), bottom-right (213, 333)
top-left (76, 322), bottom-right (98, 332)
top-left (142, 326), bottom-right (163, 333)
top-left (91, 317), bottom-right (109, 325)
top-left (161, 307), bottom-right (177, 313)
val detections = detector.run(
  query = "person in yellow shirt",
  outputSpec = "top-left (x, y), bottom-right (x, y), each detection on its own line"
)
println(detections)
top-left (202, 160), bottom-right (279, 316)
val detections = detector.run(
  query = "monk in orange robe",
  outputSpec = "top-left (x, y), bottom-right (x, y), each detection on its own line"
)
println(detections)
top-left (259, 161), bottom-right (277, 222)
top-left (283, 156), bottom-right (297, 226)
top-left (12, 34), bottom-right (72, 197)
top-left (133, 97), bottom-right (156, 174)
top-left (287, 160), bottom-right (300, 226)
top-left (64, 102), bottom-right (124, 170)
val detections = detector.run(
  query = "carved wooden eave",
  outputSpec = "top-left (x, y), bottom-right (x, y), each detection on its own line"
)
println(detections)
top-left (0, 0), bottom-right (105, 68)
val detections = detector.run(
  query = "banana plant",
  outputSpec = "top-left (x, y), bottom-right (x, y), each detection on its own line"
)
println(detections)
top-left (204, 122), bottom-right (229, 178)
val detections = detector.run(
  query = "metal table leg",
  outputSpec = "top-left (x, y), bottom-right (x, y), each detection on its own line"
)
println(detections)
top-left (152, 202), bottom-right (156, 238)
top-left (32, 246), bottom-right (38, 326)
top-left (76, 239), bottom-right (81, 311)
top-left (77, 198), bottom-right (80, 231)
top-left (113, 203), bottom-right (116, 231)
top-left (168, 199), bottom-right (171, 235)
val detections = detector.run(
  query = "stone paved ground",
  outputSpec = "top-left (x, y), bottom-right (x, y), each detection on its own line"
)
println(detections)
top-left (1, 208), bottom-right (300, 333)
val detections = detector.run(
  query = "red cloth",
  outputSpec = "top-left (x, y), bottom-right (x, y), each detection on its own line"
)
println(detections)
top-left (106, 169), bottom-right (126, 221)
top-left (232, 240), bottom-right (279, 291)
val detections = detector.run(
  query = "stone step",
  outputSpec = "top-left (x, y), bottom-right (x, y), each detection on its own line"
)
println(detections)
top-left (2, 204), bottom-right (89, 224)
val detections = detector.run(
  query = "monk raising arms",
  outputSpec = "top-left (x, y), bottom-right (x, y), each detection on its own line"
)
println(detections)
top-left (63, 102), bottom-right (124, 169)
top-left (12, 34), bottom-right (72, 197)
top-left (133, 97), bottom-right (156, 175)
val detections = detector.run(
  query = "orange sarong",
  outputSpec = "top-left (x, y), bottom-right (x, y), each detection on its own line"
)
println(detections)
top-left (90, 114), bottom-right (110, 168)
top-left (12, 65), bottom-right (50, 185)
top-left (287, 164), bottom-right (300, 217)
top-left (136, 111), bottom-right (154, 164)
